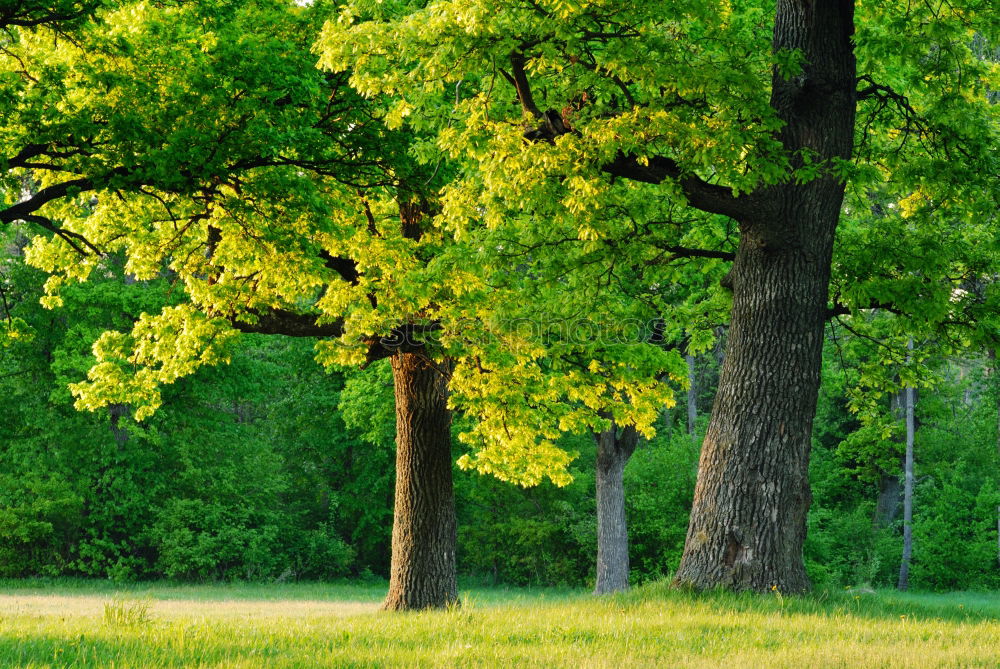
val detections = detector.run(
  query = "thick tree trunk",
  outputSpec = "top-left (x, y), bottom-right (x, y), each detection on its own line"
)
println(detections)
top-left (382, 351), bottom-right (458, 610)
top-left (672, 203), bottom-right (833, 592)
top-left (673, 1), bottom-right (856, 593)
top-left (593, 423), bottom-right (639, 594)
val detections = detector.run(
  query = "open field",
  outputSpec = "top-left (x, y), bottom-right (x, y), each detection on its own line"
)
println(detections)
top-left (1, 580), bottom-right (998, 668)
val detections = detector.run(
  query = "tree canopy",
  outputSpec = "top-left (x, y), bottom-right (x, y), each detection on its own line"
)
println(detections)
top-left (2, 0), bottom-right (997, 598)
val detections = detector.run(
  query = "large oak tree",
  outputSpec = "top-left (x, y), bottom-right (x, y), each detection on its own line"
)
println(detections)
top-left (322, 0), bottom-right (999, 591)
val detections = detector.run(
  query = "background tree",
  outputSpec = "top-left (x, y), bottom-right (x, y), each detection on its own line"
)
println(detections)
top-left (897, 338), bottom-right (916, 591)
top-left (0, 227), bottom-right (357, 581)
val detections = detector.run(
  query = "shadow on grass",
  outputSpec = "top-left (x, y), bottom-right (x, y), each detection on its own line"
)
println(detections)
top-left (0, 577), bottom-right (587, 609)
top-left (616, 580), bottom-right (1000, 624)
top-left (3, 577), bottom-right (995, 623)
top-left (0, 577), bottom-right (387, 603)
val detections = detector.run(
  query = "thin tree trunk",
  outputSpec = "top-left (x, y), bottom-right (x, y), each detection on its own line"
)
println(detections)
top-left (382, 351), bottom-right (457, 610)
top-left (108, 403), bottom-right (129, 449)
top-left (874, 388), bottom-right (907, 528)
top-left (873, 474), bottom-right (902, 528)
top-left (686, 354), bottom-right (698, 439)
top-left (991, 348), bottom-right (999, 455)
top-left (897, 338), bottom-right (915, 590)
top-left (593, 423), bottom-right (639, 594)
top-left (989, 349), bottom-right (1000, 567)
top-left (673, 1), bottom-right (856, 593)
top-left (995, 349), bottom-right (1000, 568)
top-left (713, 326), bottom-right (727, 368)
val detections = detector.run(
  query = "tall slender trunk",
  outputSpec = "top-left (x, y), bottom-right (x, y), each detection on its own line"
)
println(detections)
top-left (993, 349), bottom-right (1000, 568)
top-left (991, 349), bottom-right (999, 455)
top-left (897, 338), bottom-right (915, 590)
top-left (673, 1), bottom-right (856, 593)
top-left (593, 423), bottom-right (639, 594)
top-left (686, 354), bottom-right (698, 439)
top-left (874, 388), bottom-right (907, 528)
top-left (382, 351), bottom-right (457, 610)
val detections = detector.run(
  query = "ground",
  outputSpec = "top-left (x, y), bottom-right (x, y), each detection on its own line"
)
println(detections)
top-left (1, 580), bottom-right (998, 667)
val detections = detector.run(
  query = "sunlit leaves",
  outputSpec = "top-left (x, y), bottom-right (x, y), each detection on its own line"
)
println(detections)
top-left (70, 305), bottom-right (239, 420)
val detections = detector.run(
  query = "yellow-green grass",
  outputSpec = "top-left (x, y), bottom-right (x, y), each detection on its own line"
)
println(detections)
top-left (1, 580), bottom-right (998, 667)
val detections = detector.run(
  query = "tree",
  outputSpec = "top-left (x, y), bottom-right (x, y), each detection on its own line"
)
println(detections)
top-left (322, 0), bottom-right (999, 592)
top-left (592, 421), bottom-right (638, 593)
top-left (0, 0), bottom-right (464, 608)
top-left (2, 0), bottom-right (677, 607)
top-left (897, 338), bottom-right (916, 590)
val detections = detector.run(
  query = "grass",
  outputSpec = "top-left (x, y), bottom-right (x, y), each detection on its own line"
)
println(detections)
top-left (1, 579), bottom-right (998, 667)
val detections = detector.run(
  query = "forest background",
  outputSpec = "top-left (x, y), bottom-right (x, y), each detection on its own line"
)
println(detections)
top-left (2, 230), bottom-right (997, 591)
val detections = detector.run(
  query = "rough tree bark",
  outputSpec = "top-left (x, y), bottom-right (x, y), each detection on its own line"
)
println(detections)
top-left (593, 422), bottom-right (639, 594)
top-left (382, 350), bottom-right (458, 610)
top-left (673, 1), bottom-right (857, 592)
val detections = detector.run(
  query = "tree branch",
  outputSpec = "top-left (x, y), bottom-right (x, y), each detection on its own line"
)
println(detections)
top-left (503, 48), bottom-right (746, 219)
top-left (602, 153), bottom-right (747, 219)
top-left (230, 308), bottom-right (345, 338)
top-left (0, 177), bottom-right (95, 225)
top-left (319, 249), bottom-right (360, 285)
top-left (20, 214), bottom-right (102, 255)
top-left (653, 244), bottom-right (736, 261)
top-left (826, 298), bottom-right (905, 320)
top-left (509, 51), bottom-right (543, 119)
top-left (5, 143), bottom-right (48, 168)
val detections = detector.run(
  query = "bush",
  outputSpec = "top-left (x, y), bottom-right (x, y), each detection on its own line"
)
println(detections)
top-left (0, 475), bottom-right (83, 577)
top-left (290, 523), bottom-right (355, 580)
top-left (150, 499), bottom-right (281, 581)
top-left (625, 431), bottom-right (700, 583)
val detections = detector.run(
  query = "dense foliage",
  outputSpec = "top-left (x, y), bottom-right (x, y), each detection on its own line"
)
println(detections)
top-left (2, 237), bottom-right (997, 589)
top-left (1, 0), bottom-right (997, 595)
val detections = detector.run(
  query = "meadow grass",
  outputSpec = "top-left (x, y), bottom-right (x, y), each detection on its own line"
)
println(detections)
top-left (1, 579), bottom-right (998, 667)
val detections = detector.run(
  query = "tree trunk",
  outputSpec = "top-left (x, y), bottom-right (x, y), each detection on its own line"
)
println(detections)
top-left (686, 354), bottom-right (698, 439)
top-left (593, 423), bottom-right (639, 594)
top-left (897, 338), bottom-right (915, 590)
top-left (993, 349), bottom-right (1000, 568)
top-left (673, 1), bottom-right (856, 593)
top-left (382, 351), bottom-right (458, 610)
top-left (991, 348), bottom-right (999, 456)
top-left (874, 388), bottom-right (908, 528)
top-left (873, 474), bottom-right (902, 528)
top-left (108, 403), bottom-right (129, 449)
